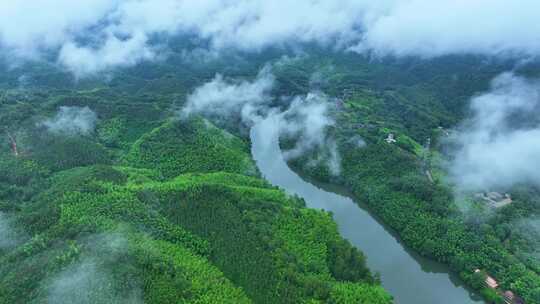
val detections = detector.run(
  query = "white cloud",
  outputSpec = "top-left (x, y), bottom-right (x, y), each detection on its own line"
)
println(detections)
top-left (349, 136), bottom-right (367, 148)
top-left (0, 212), bottom-right (19, 249)
top-left (354, 0), bottom-right (540, 58)
top-left (41, 106), bottom-right (98, 136)
top-left (450, 73), bottom-right (540, 191)
top-left (0, 0), bottom-right (116, 59)
top-left (183, 66), bottom-right (340, 174)
top-left (280, 94), bottom-right (335, 157)
top-left (182, 65), bottom-right (275, 124)
top-left (58, 31), bottom-right (155, 77)
top-left (45, 233), bottom-right (142, 304)
top-left (2, 1), bottom-right (539, 75)
top-left (279, 93), bottom-right (340, 175)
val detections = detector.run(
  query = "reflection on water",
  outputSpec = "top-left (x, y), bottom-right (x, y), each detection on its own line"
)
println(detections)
top-left (251, 117), bottom-right (483, 304)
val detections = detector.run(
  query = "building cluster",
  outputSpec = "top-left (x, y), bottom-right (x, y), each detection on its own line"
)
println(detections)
top-left (474, 192), bottom-right (513, 208)
top-left (503, 290), bottom-right (525, 304)
top-left (474, 269), bottom-right (524, 304)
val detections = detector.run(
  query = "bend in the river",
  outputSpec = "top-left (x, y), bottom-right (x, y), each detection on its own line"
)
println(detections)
top-left (250, 116), bottom-right (483, 304)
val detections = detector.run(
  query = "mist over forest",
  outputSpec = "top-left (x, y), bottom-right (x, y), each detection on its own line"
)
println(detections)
top-left (1, 1), bottom-right (539, 304)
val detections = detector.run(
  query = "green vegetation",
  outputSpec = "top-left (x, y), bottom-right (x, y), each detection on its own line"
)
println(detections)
top-left (0, 165), bottom-right (389, 303)
top-left (125, 118), bottom-right (256, 178)
top-left (0, 75), bottom-right (390, 303)
top-left (2, 45), bottom-right (538, 303)
top-left (277, 55), bottom-right (540, 303)
top-left (335, 142), bottom-right (540, 302)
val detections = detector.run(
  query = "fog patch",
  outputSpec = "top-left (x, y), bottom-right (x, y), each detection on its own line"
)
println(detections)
top-left (449, 73), bottom-right (540, 192)
top-left (17, 74), bottom-right (31, 89)
top-left (279, 93), bottom-right (340, 175)
top-left (309, 65), bottom-right (335, 90)
top-left (274, 53), bottom-right (308, 68)
top-left (183, 66), bottom-right (340, 175)
top-left (46, 260), bottom-right (138, 304)
top-left (348, 135), bottom-right (367, 148)
top-left (44, 233), bottom-right (142, 304)
top-left (511, 217), bottom-right (540, 265)
top-left (41, 106), bottom-right (97, 136)
top-left (182, 65), bottom-right (275, 124)
top-left (58, 32), bottom-right (156, 78)
top-left (180, 48), bottom-right (221, 64)
top-left (327, 140), bottom-right (342, 176)
top-left (280, 95), bottom-right (334, 158)
top-left (3, 1), bottom-right (540, 75)
top-left (0, 212), bottom-right (20, 249)
top-left (353, 1), bottom-right (540, 58)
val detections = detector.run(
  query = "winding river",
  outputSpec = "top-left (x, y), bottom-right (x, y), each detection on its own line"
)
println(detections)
top-left (251, 116), bottom-right (483, 304)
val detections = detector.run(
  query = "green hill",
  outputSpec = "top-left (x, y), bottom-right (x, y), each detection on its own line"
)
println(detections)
top-left (0, 101), bottom-right (391, 303)
top-left (125, 118), bottom-right (257, 178)
top-left (0, 166), bottom-right (390, 303)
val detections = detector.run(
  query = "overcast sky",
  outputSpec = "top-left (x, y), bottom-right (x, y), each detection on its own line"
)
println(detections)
top-left (1, 0), bottom-right (539, 75)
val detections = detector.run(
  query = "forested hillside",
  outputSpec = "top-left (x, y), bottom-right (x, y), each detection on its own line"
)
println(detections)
top-left (1, 39), bottom-right (539, 303)
top-left (280, 55), bottom-right (540, 303)
top-left (0, 74), bottom-right (391, 303)
top-left (2, 2), bottom-right (540, 303)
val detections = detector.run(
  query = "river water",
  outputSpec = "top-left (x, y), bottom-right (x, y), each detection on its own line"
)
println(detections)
top-left (250, 117), bottom-right (483, 304)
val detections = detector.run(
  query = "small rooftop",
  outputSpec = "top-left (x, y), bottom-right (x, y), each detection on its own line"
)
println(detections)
top-left (504, 291), bottom-right (525, 304)
top-left (385, 133), bottom-right (396, 144)
top-left (474, 192), bottom-right (512, 208)
top-left (485, 276), bottom-right (498, 289)
top-left (474, 269), bottom-right (499, 289)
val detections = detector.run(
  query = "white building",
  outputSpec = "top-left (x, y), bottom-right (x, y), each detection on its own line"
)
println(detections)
top-left (385, 133), bottom-right (396, 144)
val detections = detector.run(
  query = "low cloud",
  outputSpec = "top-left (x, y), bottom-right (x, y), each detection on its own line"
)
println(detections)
top-left (0, 0), bottom-right (116, 60)
top-left (280, 93), bottom-right (340, 175)
top-left (182, 65), bottom-right (275, 124)
top-left (354, 1), bottom-right (540, 58)
top-left (58, 32), bottom-right (156, 77)
top-left (2, 1), bottom-right (540, 75)
top-left (512, 217), bottom-right (540, 265)
top-left (45, 233), bottom-right (142, 304)
top-left (183, 66), bottom-right (340, 175)
top-left (280, 94), bottom-right (334, 158)
top-left (41, 106), bottom-right (97, 136)
top-left (0, 212), bottom-right (19, 249)
top-left (308, 65), bottom-right (336, 90)
top-left (449, 73), bottom-right (540, 191)
top-left (348, 136), bottom-right (367, 148)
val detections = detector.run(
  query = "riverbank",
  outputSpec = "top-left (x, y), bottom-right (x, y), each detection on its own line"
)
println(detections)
top-left (251, 117), bottom-right (483, 304)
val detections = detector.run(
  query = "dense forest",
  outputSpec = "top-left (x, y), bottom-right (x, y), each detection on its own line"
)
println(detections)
top-left (281, 54), bottom-right (540, 303)
top-left (0, 34), bottom-right (539, 303)
top-left (0, 55), bottom-right (400, 303)
top-left (3, 1), bottom-right (540, 303)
